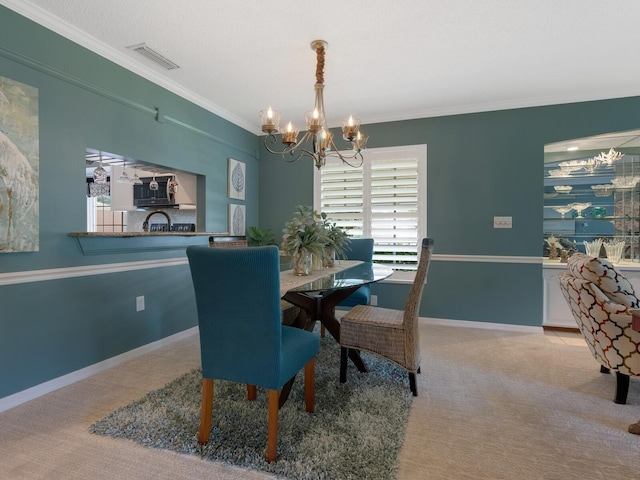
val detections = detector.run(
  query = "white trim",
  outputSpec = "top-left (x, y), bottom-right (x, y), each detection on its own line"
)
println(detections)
top-left (1, 0), bottom-right (259, 135)
top-left (421, 316), bottom-right (543, 334)
top-left (0, 255), bottom-right (540, 288)
top-left (432, 254), bottom-right (541, 264)
top-left (0, 327), bottom-right (198, 414)
top-left (0, 257), bottom-right (188, 286)
top-left (0, 317), bottom-right (542, 412)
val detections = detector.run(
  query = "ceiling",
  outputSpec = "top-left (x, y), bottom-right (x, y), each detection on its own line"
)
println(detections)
top-left (4, 0), bottom-right (640, 137)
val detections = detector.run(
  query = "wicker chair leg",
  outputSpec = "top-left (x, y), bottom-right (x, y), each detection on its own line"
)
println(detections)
top-left (614, 371), bottom-right (630, 405)
top-left (408, 372), bottom-right (418, 396)
top-left (340, 347), bottom-right (348, 383)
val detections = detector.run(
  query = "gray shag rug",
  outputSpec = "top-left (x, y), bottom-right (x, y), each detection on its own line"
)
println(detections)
top-left (89, 333), bottom-right (413, 480)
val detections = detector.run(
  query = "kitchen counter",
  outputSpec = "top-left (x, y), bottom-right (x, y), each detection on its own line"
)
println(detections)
top-left (68, 232), bottom-right (226, 237)
top-left (68, 232), bottom-right (232, 255)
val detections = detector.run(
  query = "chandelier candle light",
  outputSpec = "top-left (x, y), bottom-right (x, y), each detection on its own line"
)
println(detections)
top-left (259, 40), bottom-right (368, 169)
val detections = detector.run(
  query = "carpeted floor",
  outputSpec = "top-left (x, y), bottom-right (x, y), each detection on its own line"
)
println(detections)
top-left (1, 320), bottom-right (640, 480)
top-left (89, 333), bottom-right (413, 480)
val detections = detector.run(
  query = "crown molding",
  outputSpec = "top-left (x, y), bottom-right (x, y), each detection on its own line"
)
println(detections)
top-left (1, 0), bottom-right (261, 134)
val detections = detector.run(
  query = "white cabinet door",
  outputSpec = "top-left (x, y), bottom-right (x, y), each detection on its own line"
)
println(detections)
top-left (543, 267), bottom-right (576, 328)
top-left (543, 264), bottom-right (640, 328)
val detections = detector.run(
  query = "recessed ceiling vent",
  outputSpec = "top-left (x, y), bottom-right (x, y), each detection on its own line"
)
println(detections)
top-left (127, 43), bottom-right (180, 70)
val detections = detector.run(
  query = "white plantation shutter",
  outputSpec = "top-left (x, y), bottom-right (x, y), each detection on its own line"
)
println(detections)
top-left (315, 145), bottom-right (426, 270)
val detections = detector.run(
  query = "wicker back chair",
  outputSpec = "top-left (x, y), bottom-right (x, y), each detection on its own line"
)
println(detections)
top-left (208, 235), bottom-right (248, 248)
top-left (339, 238), bottom-right (434, 396)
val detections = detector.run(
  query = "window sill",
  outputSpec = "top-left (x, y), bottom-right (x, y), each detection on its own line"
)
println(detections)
top-left (382, 271), bottom-right (417, 284)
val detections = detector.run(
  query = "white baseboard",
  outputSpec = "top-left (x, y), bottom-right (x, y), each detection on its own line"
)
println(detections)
top-left (1, 317), bottom-right (541, 414)
top-left (0, 327), bottom-right (198, 414)
top-left (421, 316), bottom-right (543, 334)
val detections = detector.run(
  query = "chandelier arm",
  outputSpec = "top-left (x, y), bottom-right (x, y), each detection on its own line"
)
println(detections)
top-left (259, 40), bottom-right (367, 170)
top-left (326, 150), bottom-right (365, 168)
top-left (262, 132), bottom-right (322, 164)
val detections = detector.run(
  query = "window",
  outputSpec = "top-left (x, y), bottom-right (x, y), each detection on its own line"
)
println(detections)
top-left (87, 194), bottom-right (127, 232)
top-left (314, 145), bottom-right (426, 270)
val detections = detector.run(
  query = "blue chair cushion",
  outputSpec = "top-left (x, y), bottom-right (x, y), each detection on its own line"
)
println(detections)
top-left (338, 285), bottom-right (371, 308)
top-left (278, 326), bottom-right (320, 388)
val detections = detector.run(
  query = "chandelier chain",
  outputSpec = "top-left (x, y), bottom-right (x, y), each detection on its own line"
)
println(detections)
top-left (315, 44), bottom-right (325, 85)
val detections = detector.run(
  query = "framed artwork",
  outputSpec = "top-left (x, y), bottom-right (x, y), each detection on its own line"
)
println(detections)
top-left (0, 76), bottom-right (39, 253)
top-left (228, 158), bottom-right (246, 200)
top-left (229, 203), bottom-right (246, 236)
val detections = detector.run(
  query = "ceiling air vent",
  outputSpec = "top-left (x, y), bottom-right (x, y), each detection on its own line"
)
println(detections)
top-left (127, 43), bottom-right (180, 70)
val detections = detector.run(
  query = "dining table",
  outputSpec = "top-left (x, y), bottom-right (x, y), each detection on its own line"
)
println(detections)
top-left (278, 259), bottom-right (394, 406)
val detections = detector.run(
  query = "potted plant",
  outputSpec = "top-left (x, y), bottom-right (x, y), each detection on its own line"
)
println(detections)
top-left (281, 205), bottom-right (327, 275)
top-left (320, 212), bottom-right (350, 267)
top-left (247, 226), bottom-right (277, 247)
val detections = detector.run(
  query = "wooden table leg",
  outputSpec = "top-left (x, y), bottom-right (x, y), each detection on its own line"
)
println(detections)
top-left (278, 287), bottom-right (368, 408)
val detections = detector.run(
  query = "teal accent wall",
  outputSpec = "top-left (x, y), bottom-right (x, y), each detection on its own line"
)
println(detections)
top-left (0, 7), bottom-right (257, 399)
top-left (259, 98), bottom-right (640, 326)
top-left (2, 4), bottom-right (640, 402)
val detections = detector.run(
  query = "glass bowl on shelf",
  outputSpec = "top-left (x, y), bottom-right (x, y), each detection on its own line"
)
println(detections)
top-left (591, 184), bottom-right (613, 197)
top-left (558, 160), bottom-right (587, 173)
top-left (552, 205), bottom-right (574, 218)
top-left (610, 176), bottom-right (640, 190)
top-left (591, 207), bottom-right (607, 219)
top-left (554, 185), bottom-right (573, 193)
top-left (568, 202), bottom-right (591, 218)
top-left (548, 169), bottom-right (568, 177)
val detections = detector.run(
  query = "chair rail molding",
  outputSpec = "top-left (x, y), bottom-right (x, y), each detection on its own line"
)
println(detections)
top-left (0, 258), bottom-right (187, 286)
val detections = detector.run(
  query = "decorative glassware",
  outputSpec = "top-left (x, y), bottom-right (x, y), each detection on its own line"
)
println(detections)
top-left (552, 205), bottom-right (574, 218)
top-left (604, 240), bottom-right (625, 263)
top-left (117, 166), bottom-right (131, 184)
top-left (583, 238), bottom-right (603, 257)
top-left (554, 185), bottom-right (573, 193)
top-left (610, 176), bottom-right (640, 190)
top-left (569, 202), bottom-right (591, 218)
top-left (93, 162), bottom-right (107, 184)
top-left (582, 158), bottom-right (600, 173)
top-left (558, 160), bottom-right (586, 173)
top-left (293, 251), bottom-right (313, 276)
top-left (591, 184), bottom-right (613, 197)
top-left (548, 169), bottom-right (567, 177)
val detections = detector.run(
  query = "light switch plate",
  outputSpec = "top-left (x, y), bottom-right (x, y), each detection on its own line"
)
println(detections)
top-left (493, 216), bottom-right (512, 228)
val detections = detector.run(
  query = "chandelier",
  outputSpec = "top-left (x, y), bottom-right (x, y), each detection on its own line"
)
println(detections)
top-left (259, 40), bottom-right (368, 169)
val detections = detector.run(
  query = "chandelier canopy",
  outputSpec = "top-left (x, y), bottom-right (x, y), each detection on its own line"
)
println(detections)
top-left (259, 40), bottom-right (368, 169)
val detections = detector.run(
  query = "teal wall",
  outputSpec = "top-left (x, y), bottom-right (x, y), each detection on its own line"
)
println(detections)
top-left (0, 7), bottom-right (257, 399)
top-left (3, 5), bottom-right (640, 402)
top-left (259, 99), bottom-right (640, 326)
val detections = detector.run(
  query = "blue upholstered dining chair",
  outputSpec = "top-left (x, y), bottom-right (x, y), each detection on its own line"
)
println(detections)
top-left (338, 238), bottom-right (374, 308)
top-left (186, 245), bottom-right (320, 463)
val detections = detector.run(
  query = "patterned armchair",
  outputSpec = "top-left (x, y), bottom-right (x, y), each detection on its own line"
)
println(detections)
top-left (558, 253), bottom-right (640, 404)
